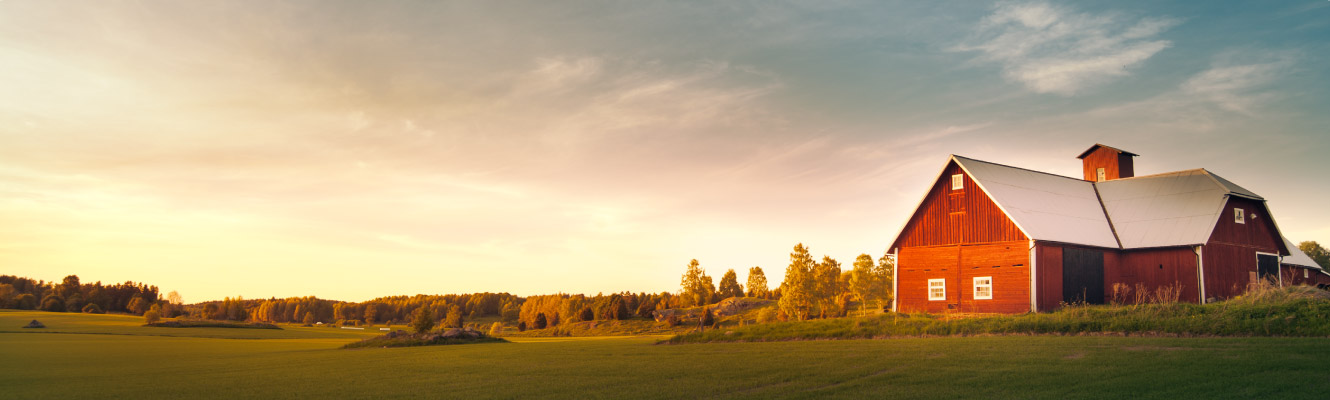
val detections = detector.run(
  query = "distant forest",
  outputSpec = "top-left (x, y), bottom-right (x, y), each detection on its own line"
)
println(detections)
top-left (1, 243), bottom-right (900, 328)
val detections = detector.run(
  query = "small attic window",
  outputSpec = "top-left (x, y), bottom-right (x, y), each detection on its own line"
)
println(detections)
top-left (1096, 168), bottom-right (1106, 182)
top-left (951, 174), bottom-right (963, 190)
top-left (1235, 208), bottom-right (1245, 224)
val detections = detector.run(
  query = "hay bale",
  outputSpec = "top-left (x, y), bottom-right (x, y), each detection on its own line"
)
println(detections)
top-left (23, 320), bottom-right (45, 329)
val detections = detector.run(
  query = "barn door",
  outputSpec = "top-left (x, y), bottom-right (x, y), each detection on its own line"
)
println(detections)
top-left (1062, 248), bottom-right (1105, 304)
top-left (1257, 253), bottom-right (1280, 285)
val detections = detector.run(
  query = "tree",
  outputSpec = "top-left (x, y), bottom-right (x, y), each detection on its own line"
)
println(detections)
top-left (746, 267), bottom-right (769, 299)
top-left (701, 307), bottom-right (715, 326)
top-left (778, 243), bottom-right (816, 320)
top-left (534, 313), bottom-right (547, 329)
top-left (167, 290), bottom-right (183, 305)
top-left (874, 252), bottom-right (896, 311)
top-left (82, 303), bottom-right (103, 314)
top-left (443, 305), bottom-right (463, 329)
top-left (364, 303), bottom-right (380, 325)
top-left (40, 294), bottom-right (64, 312)
top-left (144, 309), bottom-right (161, 324)
top-left (489, 322), bottom-right (503, 336)
top-left (1299, 241), bottom-right (1330, 269)
top-left (579, 307), bottom-right (595, 322)
top-left (303, 312), bottom-right (316, 325)
top-left (13, 294), bottom-right (35, 310)
top-left (814, 256), bottom-right (842, 318)
top-left (849, 254), bottom-right (877, 312)
top-left (636, 298), bottom-right (657, 319)
top-left (717, 269), bottom-right (744, 299)
top-left (680, 259), bottom-right (716, 307)
top-left (411, 306), bottom-right (434, 334)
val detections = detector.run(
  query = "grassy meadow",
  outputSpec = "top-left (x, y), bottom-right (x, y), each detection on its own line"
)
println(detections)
top-left (4, 310), bottom-right (1330, 399)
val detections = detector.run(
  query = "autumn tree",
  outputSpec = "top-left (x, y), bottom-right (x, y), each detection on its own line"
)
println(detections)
top-left (849, 254), bottom-right (877, 311)
top-left (444, 305), bottom-right (463, 328)
top-left (814, 256), bottom-right (842, 318)
top-left (144, 309), bottom-right (161, 324)
top-left (411, 306), bottom-right (434, 333)
top-left (746, 267), bottom-right (769, 299)
top-left (778, 243), bottom-right (816, 320)
top-left (680, 259), bottom-right (716, 307)
top-left (875, 252), bottom-right (896, 311)
top-left (1299, 241), bottom-right (1330, 269)
top-left (167, 290), bottom-right (183, 305)
top-left (534, 313), bottom-right (548, 329)
top-left (717, 269), bottom-right (744, 300)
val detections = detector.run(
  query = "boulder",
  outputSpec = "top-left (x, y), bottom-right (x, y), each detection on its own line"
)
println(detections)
top-left (23, 320), bottom-right (45, 329)
top-left (712, 297), bottom-right (769, 317)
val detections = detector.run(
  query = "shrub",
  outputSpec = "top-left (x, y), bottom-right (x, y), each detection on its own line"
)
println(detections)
top-left (579, 307), bottom-right (595, 322)
top-left (534, 313), bottom-right (547, 329)
top-left (756, 307), bottom-right (777, 324)
top-left (81, 303), bottom-right (103, 314)
top-left (411, 306), bottom-right (435, 334)
top-left (701, 308), bottom-right (715, 326)
top-left (40, 295), bottom-right (65, 312)
top-left (517, 321), bottom-right (527, 332)
top-left (665, 314), bottom-right (680, 327)
top-left (13, 294), bottom-right (37, 310)
top-left (143, 310), bottom-right (161, 324)
top-left (489, 322), bottom-right (503, 336)
top-left (444, 305), bottom-right (463, 329)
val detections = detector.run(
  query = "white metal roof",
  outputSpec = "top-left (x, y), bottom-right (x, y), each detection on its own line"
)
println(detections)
top-left (953, 156), bottom-right (1120, 248)
top-left (1280, 236), bottom-right (1324, 271)
top-left (892, 155), bottom-right (1292, 252)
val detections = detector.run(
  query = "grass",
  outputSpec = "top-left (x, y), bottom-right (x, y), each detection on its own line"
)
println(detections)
top-left (342, 330), bottom-right (508, 349)
top-left (3, 309), bottom-right (1330, 398)
top-left (667, 285), bottom-right (1330, 344)
top-left (146, 320), bottom-right (282, 329)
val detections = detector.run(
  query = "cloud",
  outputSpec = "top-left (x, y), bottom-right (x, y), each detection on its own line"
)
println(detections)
top-left (954, 2), bottom-right (1180, 95)
top-left (1180, 53), bottom-right (1296, 115)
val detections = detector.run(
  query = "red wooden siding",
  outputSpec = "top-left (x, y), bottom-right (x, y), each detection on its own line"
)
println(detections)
top-left (1035, 245), bottom-right (1062, 312)
top-left (1111, 247), bottom-right (1199, 303)
top-left (1080, 146), bottom-right (1133, 181)
top-left (1202, 197), bottom-right (1283, 300)
top-left (1035, 244), bottom-right (1198, 310)
top-left (1281, 266), bottom-right (1330, 287)
top-left (897, 241), bottom-right (1029, 314)
top-left (893, 161), bottom-right (1027, 249)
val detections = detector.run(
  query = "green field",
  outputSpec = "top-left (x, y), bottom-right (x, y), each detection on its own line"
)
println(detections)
top-left (3, 310), bottom-right (1329, 399)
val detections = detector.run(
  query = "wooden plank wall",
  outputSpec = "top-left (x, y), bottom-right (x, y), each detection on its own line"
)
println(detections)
top-left (1080, 147), bottom-right (1123, 181)
top-left (1112, 247), bottom-right (1199, 303)
top-left (1281, 266), bottom-right (1330, 286)
top-left (893, 162), bottom-right (1027, 248)
top-left (1203, 197), bottom-right (1282, 300)
top-left (897, 241), bottom-right (1029, 314)
top-left (1035, 245), bottom-right (1062, 312)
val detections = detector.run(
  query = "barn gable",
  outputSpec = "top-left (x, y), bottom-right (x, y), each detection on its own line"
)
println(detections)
top-left (890, 159), bottom-right (1027, 249)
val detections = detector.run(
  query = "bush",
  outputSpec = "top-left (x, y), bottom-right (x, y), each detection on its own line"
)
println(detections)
top-left (665, 314), bottom-right (680, 327)
top-left (143, 310), bottom-right (161, 324)
top-left (81, 303), bottom-right (104, 314)
top-left (701, 308), bottom-right (715, 326)
top-left (517, 321), bottom-right (527, 332)
top-left (489, 322), bottom-right (503, 336)
top-left (756, 307), bottom-right (777, 323)
top-left (444, 305), bottom-right (463, 329)
top-left (411, 306), bottom-right (435, 334)
top-left (534, 313), bottom-right (547, 329)
top-left (579, 307), bottom-right (595, 322)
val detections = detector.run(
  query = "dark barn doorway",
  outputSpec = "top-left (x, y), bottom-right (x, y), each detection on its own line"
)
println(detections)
top-left (1257, 253), bottom-right (1280, 284)
top-left (1062, 248), bottom-right (1105, 304)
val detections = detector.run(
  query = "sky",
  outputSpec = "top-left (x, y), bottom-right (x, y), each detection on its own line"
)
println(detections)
top-left (2, 1), bottom-right (1329, 303)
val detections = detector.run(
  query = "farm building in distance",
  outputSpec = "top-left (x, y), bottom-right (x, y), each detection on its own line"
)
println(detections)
top-left (888, 144), bottom-right (1330, 314)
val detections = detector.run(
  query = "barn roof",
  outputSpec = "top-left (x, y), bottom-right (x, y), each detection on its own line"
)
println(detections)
top-left (1096, 169), bottom-right (1263, 249)
top-left (1076, 143), bottom-right (1139, 159)
top-left (895, 156), bottom-right (1288, 252)
top-left (952, 156), bottom-right (1120, 249)
top-left (1281, 236), bottom-right (1324, 271)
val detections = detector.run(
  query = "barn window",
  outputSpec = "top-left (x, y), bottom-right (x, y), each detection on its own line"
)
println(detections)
top-left (1305, 269), bottom-right (1310, 279)
top-left (951, 174), bottom-right (963, 190)
top-left (928, 279), bottom-right (946, 301)
top-left (1235, 208), bottom-right (1245, 224)
top-left (1096, 167), bottom-right (1106, 182)
top-left (973, 277), bottom-right (993, 300)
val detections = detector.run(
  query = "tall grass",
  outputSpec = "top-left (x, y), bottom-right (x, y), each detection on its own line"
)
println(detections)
top-left (664, 282), bottom-right (1330, 344)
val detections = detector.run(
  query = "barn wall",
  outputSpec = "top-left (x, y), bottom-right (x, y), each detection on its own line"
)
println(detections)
top-left (1035, 244), bottom-right (1199, 310)
top-left (1035, 244), bottom-right (1062, 312)
top-left (894, 161), bottom-right (1027, 248)
top-left (897, 241), bottom-right (1029, 314)
top-left (1112, 247), bottom-right (1199, 303)
top-left (1203, 197), bottom-right (1283, 300)
top-left (1280, 266), bottom-right (1330, 286)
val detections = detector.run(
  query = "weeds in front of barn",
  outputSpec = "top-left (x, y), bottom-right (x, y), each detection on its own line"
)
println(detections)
top-left (663, 281), bottom-right (1330, 344)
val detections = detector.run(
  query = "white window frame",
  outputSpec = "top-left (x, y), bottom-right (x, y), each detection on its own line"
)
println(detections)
top-left (1304, 269), bottom-right (1309, 279)
top-left (928, 279), bottom-right (946, 301)
top-left (973, 276), bottom-right (993, 300)
top-left (1235, 208), bottom-right (1245, 224)
top-left (1096, 167), bottom-right (1106, 182)
top-left (951, 174), bottom-right (963, 190)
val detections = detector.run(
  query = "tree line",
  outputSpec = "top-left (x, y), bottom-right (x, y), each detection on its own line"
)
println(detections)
top-left (0, 275), bottom-right (176, 316)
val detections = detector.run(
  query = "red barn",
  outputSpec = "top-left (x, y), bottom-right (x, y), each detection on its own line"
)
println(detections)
top-left (888, 144), bottom-right (1329, 314)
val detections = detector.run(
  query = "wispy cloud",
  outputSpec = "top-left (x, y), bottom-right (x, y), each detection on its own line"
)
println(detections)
top-left (954, 1), bottom-right (1180, 95)
top-left (1180, 52), bottom-right (1297, 115)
